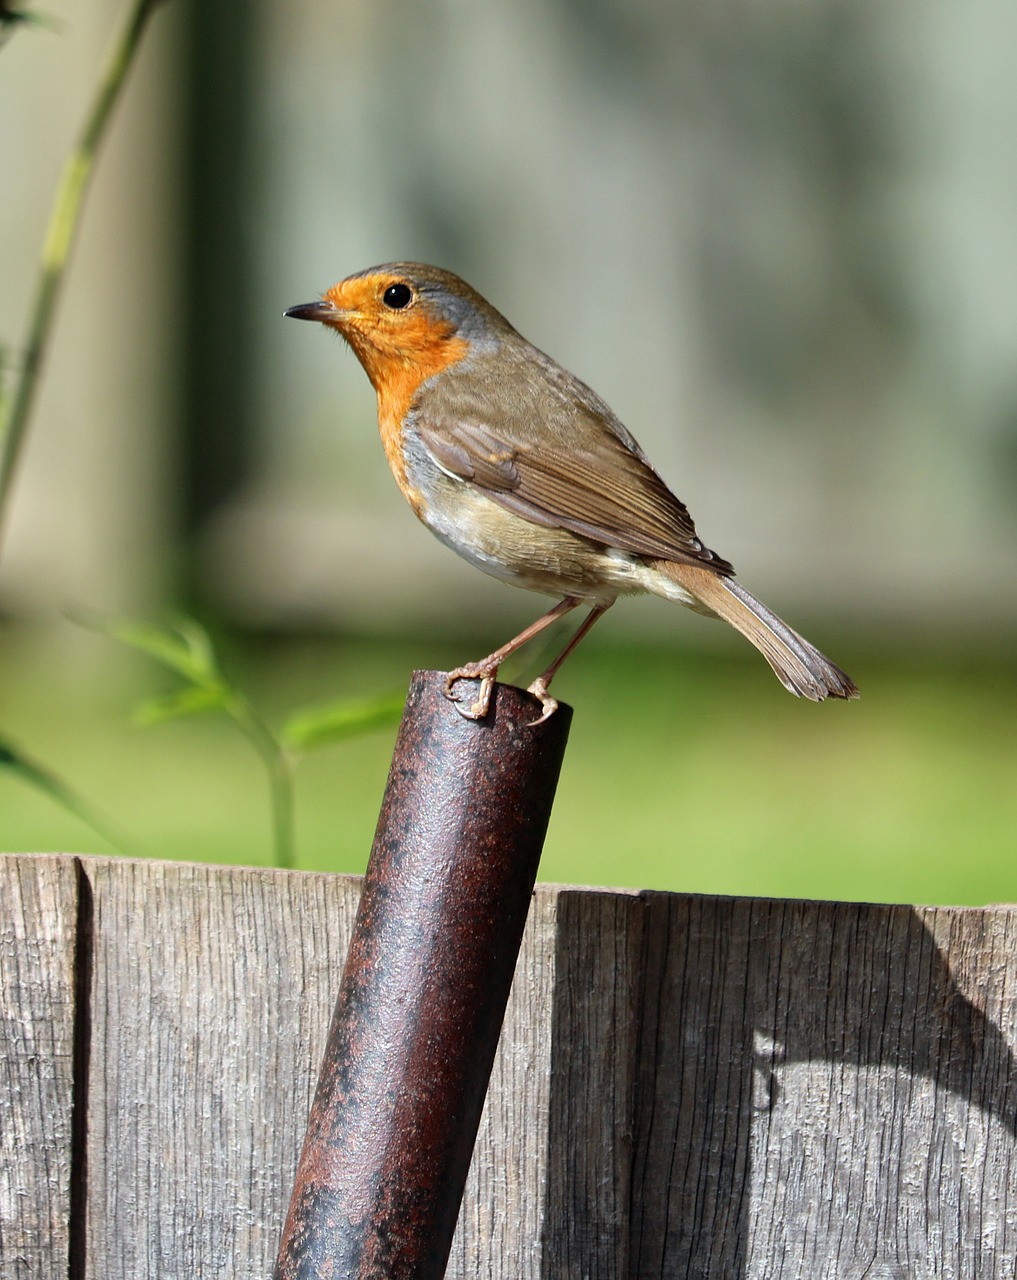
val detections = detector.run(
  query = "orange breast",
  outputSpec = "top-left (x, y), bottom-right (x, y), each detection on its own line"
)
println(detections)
top-left (319, 276), bottom-right (474, 516)
top-left (367, 332), bottom-right (471, 516)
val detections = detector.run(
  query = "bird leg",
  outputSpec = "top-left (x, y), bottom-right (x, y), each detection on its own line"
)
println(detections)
top-left (445, 596), bottom-right (583, 720)
top-left (526, 602), bottom-right (613, 724)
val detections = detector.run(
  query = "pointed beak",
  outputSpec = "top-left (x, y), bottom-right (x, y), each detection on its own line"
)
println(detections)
top-left (284, 299), bottom-right (341, 323)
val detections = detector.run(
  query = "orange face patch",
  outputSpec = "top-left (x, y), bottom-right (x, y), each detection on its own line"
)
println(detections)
top-left (322, 272), bottom-right (471, 511)
top-left (322, 274), bottom-right (469, 388)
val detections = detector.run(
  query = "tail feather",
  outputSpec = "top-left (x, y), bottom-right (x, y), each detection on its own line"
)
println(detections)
top-left (654, 561), bottom-right (859, 701)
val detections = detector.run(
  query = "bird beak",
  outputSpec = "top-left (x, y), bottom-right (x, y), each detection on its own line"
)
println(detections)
top-left (284, 300), bottom-right (341, 323)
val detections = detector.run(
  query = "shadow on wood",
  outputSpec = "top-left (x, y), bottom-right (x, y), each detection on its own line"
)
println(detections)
top-left (3, 860), bottom-right (1016, 1277)
top-left (548, 893), bottom-right (1017, 1278)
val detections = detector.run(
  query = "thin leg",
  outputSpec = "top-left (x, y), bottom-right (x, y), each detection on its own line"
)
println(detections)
top-left (526, 602), bottom-right (613, 724)
top-left (445, 597), bottom-right (583, 720)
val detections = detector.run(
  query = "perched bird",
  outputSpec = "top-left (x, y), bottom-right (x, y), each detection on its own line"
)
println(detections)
top-left (286, 263), bottom-right (858, 721)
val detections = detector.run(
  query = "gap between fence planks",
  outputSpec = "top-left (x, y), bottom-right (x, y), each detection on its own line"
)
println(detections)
top-left (2, 853), bottom-right (1017, 1278)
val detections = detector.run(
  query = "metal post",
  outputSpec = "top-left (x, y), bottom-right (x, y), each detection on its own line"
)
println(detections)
top-left (274, 670), bottom-right (572, 1279)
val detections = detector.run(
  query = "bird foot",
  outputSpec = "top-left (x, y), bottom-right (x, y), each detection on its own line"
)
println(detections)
top-left (444, 664), bottom-right (499, 720)
top-left (525, 677), bottom-right (559, 726)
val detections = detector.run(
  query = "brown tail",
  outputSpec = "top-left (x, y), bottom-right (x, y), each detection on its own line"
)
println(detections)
top-left (656, 561), bottom-right (859, 701)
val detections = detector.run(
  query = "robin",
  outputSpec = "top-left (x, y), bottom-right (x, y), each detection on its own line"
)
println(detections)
top-left (286, 263), bottom-right (858, 722)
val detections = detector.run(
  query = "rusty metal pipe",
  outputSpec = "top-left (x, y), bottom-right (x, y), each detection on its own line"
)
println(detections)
top-left (274, 670), bottom-right (572, 1279)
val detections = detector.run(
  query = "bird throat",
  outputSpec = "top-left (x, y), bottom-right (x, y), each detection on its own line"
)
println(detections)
top-left (356, 327), bottom-right (471, 517)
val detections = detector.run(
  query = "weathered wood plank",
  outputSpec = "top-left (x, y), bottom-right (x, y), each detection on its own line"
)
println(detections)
top-left (449, 886), bottom-right (645, 1280)
top-left (80, 858), bottom-right (572, 1280)
top-left (5, 856), bottom-right (1017, 1277)
top-left (629, 896), bottom-right (1017, 1279)
top-left (447, 887), bottom-right (557, 1280)
top-left (0, 854), bottom-right (79, 1278)
top-left (541, 887), bottom-right (646, 1280)
top-left (82, 857), bottom-right (361, 1279)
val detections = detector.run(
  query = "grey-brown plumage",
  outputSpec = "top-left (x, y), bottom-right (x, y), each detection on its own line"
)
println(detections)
top-left (286, 262), bottom-right (859, 718)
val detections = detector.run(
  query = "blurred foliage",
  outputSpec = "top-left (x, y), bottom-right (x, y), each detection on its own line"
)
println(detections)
top-left (1, 628), bottom-right (1014, 907)
top-left (0, 1), bottom-right (402, 875)
top-left (0, 733), bottom-right (147, 857)
top-left (4, 2), bottom-right (1014, 912)
top-left (0, 2), bottom-right (38, 47)
top-left (63, 613), bottom-right (403, 869)
top-left (0, 0), bottom-right (165, 540)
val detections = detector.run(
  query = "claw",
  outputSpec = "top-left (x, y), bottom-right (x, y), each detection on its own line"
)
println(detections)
top-left (444, 668), bottom-right (497, 720)
top-left (525, 678), bottom-right (559, 726)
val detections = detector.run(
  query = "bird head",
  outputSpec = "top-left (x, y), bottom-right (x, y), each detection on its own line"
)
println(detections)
top-left (285, 262), bottom-right (508, 391)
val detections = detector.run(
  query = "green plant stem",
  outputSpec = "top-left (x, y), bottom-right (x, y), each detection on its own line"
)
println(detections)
top-left (0, 738), bottom-right (149, 858)
top-left (224, 693), bottom-right (297, 871)
top-left (0, 0), bottom-right (165, 550)
top-left (267, 752), bottom-right (296, 873)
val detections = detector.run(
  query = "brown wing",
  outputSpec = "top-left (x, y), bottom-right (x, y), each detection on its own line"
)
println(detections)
top-left (415, 412), bottom-right (734, 574)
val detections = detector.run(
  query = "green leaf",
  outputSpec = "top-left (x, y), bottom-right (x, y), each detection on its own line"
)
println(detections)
top-left (133, 684), bottom-right (230, 726)
top-left (72, 611), bottom-right (222, 687)
top-left (282, 691), bottom-right (404, 751)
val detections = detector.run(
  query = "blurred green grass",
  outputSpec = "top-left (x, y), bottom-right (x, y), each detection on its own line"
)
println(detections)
top-left (1, 625), bottom-right (1015, 906)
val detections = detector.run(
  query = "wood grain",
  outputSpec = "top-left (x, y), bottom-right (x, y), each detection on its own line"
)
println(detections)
top-left (3, 856), bottom-right (1017, 1278)
top-left (0, 855), bottom-right (78, 1278)
top-left (82, 857), bottom-right (360, 1279)
top-left (447, 887), bottom-right (558, 1279)
top-left (629, 895), bottom-right (1017, 1279)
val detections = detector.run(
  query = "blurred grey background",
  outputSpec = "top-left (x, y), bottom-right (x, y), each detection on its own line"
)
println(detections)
top-left (3, 0), bottom-right (1016, 653)
top-left (4, 0), bottom-right (1017, 905)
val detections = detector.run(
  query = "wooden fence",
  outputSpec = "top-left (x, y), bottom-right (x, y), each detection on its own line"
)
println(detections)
top-left (3, 852), bottom-right (1016, 1277)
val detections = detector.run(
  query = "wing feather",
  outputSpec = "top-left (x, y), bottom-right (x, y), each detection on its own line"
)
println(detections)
top-left (416, 413), bottom-right (733, 573)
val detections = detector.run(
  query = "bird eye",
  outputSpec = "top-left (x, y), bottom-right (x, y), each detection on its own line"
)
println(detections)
top-left (382, 282), bottom-right (413, 310)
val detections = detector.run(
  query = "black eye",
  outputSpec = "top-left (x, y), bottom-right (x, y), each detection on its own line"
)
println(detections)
top-left (383, 282), bottom-right (413, 310)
